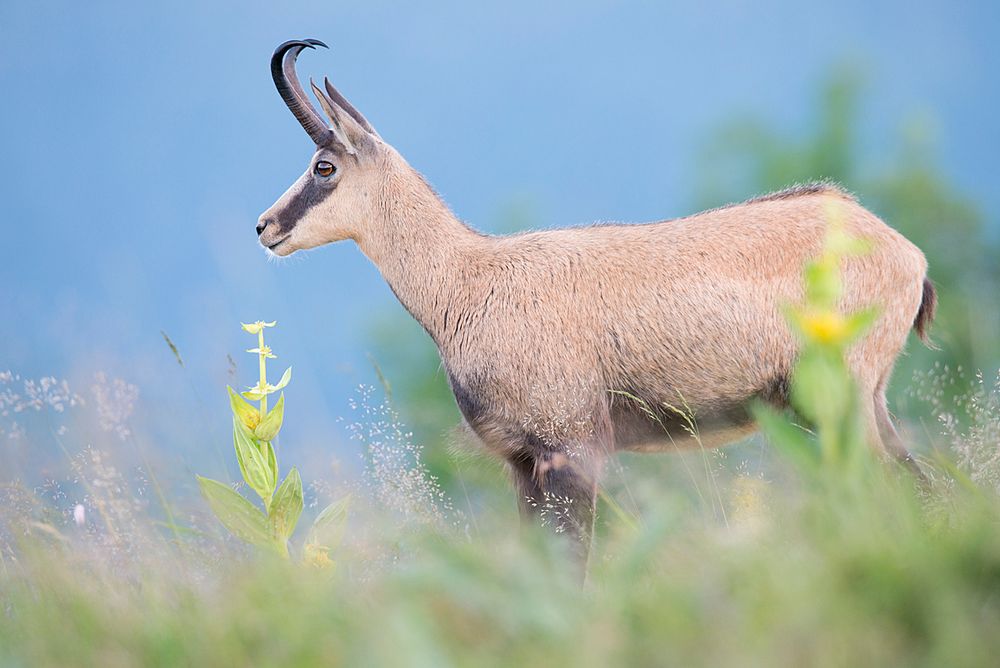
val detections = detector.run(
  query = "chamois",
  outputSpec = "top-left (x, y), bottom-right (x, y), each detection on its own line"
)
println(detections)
top-left (258, 39), bottom-right (936, 563)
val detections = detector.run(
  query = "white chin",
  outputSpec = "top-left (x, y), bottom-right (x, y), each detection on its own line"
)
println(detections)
top-left (263, 238), bottom-right (296, 257)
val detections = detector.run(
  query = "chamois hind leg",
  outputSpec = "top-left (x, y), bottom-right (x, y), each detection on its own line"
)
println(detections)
top-left (507, 446), bottom-right (600, 570)
top-left (872, 387), bottom-right (928, 485)
top-left (856, 374), bottom-right (926, 484)
top-left (849, 322), bottom-right (926, 483)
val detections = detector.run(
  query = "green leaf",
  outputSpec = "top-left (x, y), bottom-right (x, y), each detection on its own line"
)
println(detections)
top-left (828, 230), bottom-right (872, 257)
top-left (254, 393), bottom-right (285, 441)
top-left (804, 260), bottom-right (841, 308)
top-left (196, 476), bottom-right (272, 548)
top-left (308, 495), bottom-right (351, 551)
top-left (273, 366), bottom-right (292, 392)
top-left (262, 439), bottom-right (278, 488)
top-left (228, 386), bottom-right (259, 431)
top-left (843, 307), bottom-right (879, 342)
top-left (751, 402), bottom-right (820, 474)
top-left (232, 421), bottom-right (251, 486)
top-left (791, 349), bottom-right (851, 426)
top-left (233, 418), bottom-right (275, 507)
top-left (270, 467), bottom-right (304, 541)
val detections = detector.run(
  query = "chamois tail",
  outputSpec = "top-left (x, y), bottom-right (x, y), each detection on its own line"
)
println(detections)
top-left (913, 277), bottom-right (937, 347)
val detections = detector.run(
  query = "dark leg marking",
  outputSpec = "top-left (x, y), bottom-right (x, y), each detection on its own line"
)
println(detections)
top-left (508, 447), bottom-right (598, 569)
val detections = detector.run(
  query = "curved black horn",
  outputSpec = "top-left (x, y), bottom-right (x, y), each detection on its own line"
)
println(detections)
top-left (270, 39), bottom-right (332, 145)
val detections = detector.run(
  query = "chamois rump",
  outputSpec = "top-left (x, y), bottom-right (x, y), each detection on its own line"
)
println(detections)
top-left (257, 40), bottom-right (936, 562)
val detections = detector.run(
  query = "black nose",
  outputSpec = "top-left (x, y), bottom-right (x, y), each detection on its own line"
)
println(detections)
top-left (256, 220), bottom-right (269, 236)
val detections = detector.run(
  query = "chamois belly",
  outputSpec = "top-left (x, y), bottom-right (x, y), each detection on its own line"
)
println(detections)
top-left (609, 396), bottom-right (758, 452)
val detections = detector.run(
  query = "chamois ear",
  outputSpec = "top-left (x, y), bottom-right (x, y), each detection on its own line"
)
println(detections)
top-left (323, 77), bottom-right (380, 139)
top-left (309, 79), bottom-right (373, 156)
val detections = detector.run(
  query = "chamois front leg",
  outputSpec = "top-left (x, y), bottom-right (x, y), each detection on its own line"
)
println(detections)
top-left (507, 447), bottom-right (599, 569)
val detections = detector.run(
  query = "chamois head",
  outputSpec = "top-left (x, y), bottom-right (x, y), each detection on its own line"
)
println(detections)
top-left (257, 39), bottom-right (389, 256)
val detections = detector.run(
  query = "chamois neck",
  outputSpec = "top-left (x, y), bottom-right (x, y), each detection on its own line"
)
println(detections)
top-left (357, 164), bottom-right (480, 344)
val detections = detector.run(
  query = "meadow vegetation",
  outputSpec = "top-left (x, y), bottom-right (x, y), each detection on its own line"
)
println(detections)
top-left (2, 71), bottom-right (999, 666)
top-left (3, 370), bottom-right (1000, 666)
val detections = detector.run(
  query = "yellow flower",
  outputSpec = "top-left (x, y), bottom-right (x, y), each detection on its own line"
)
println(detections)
top-left (243, 411), bottom-right (261, 431)
top-left (800, 309), bottom-right (849, 345)
top-left (303, 543), bottom-right (334, 569)
top-left (246, 346), bottom-right (276, 359)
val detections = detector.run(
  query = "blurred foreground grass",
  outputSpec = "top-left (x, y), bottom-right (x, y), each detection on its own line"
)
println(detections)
top-left (3, 456), bottom-right (1000, 667)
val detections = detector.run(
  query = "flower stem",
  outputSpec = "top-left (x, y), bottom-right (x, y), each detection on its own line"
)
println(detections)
top-left (258, 328), bottom-right (268, 419)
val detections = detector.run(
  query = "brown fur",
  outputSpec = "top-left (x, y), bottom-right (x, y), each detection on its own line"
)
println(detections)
top-left (259, 47), bottom-right (934, 563)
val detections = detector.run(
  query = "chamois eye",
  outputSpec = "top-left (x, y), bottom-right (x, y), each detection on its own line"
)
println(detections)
top-left (315, 161), bottom-right (335, 177)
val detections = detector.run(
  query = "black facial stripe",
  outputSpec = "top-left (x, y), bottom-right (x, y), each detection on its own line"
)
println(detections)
top-left (276, 178), bottom-right (338, 235)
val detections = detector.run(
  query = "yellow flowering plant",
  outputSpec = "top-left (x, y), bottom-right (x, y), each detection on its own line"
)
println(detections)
top-left (753, 197), bottom-right (879, 476)
top-left (197, 321), bottom-right (348, 565)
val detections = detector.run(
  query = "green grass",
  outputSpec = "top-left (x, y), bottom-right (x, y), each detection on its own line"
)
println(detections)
top-left (3, 441), bottom-right (1000, 667)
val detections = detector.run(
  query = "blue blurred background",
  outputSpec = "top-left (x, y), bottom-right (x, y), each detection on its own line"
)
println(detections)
top-left (1, 1), bottom-right (997, 480)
